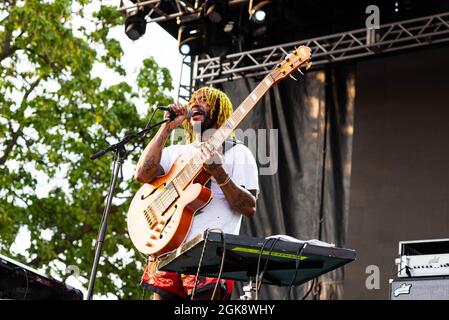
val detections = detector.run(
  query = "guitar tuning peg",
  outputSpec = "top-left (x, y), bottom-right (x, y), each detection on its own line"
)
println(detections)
top-left (306, 61), bottom-right (312, 70)
top-left (289, 74), bottom-right (298, 81)
top-left (297, 69), bottom-right (304, 76)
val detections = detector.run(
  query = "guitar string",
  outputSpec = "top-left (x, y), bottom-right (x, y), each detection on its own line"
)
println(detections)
top-left (143, 139), bottom-right (221, 227)
top-left (144, 153), bottom-right (203, 223)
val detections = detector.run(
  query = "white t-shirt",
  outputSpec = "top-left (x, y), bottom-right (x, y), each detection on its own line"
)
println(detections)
top-left (159, 143), bottom-right (259, 242)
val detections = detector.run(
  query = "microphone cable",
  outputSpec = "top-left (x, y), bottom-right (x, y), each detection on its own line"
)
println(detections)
top-left (255, 237), bottom-right (280, 300)
top-left (283, 242), bottom-right (308, 300)
top-left (190, 228), bottom-right (227, 300)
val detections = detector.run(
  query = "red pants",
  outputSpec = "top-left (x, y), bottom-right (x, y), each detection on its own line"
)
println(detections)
top-left (141, 261), bottom-right (234, 300)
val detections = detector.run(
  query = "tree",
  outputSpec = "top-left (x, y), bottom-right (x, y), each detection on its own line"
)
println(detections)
top-left (0, 0), bottom-right (174, 299)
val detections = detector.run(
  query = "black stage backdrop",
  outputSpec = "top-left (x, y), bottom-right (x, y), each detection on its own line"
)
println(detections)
top-left (344, 46), bottom-right (449, 299)
top-left (218, 65), bottom-right (356, 300)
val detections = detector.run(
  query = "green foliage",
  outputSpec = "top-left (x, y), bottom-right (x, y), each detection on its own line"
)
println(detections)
top-left (0, 0), bottom-right (174, 299)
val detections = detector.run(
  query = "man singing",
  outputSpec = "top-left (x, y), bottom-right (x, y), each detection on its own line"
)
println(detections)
top-left (134, 87), bottom-right (259, 300)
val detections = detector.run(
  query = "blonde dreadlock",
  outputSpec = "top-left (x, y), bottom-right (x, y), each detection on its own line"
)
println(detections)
top-left (182, 87), bottom-right (235, 143)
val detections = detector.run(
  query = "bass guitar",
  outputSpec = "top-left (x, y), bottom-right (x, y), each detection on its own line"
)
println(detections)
top-left (127, 46), bottom-right (312, 256)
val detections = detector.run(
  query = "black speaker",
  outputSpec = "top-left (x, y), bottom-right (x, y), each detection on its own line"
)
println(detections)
top-left (0, 254), bottom-right (83, 300)
top-left (389, 277), bottom-right (449, 300)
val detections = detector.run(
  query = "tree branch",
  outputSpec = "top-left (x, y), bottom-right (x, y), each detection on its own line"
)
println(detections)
top-left (20, 78), bottom-right (41, 107)
top-left (0, 27), bottom-right (17, 62)
top-left (8, 188), bottom-right (29, 206)
top-left (105, 257), bottom-right (123, 273)
top-left (0, 0), bottom-right (18, 62)
top-left (0, 125), bottom-right (22, 166)
top-left (25, 47), bottom-right (61, 73)
top-left (0, 79), bottom-right (40, 165)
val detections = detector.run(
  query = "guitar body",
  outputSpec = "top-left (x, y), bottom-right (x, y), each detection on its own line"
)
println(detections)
top-left (127, 150), bottom-right (212, 256)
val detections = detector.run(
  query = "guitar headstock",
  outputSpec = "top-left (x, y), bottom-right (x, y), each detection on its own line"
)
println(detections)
top-left (270, 46), bottom-right (312, 84)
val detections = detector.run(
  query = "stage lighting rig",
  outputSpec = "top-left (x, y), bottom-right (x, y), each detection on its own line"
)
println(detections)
top-left (124, 4), bottom-right (150, 40)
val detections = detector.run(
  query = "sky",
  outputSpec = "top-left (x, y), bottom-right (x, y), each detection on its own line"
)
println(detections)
top-left (96, 1), bottom-right (187, 106)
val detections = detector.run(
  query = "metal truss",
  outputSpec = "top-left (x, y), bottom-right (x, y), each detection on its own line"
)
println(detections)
top-left (190, 11), bottom-right (449, 86)
top-left (117, 0), bottom-right (194, 24)
top-left (177, 56), bottom-right (195, 104)
top-left (117, 0), bottom-right (250, 24)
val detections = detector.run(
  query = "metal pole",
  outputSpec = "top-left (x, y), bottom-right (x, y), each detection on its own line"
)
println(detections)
top-left (86, 148), bottom-right (125, 300)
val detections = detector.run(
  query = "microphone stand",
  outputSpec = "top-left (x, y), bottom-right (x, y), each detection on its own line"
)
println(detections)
top-left (86, 119), bottom-right (168, 300)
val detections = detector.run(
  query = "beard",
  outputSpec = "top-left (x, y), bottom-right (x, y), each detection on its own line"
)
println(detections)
top-left (190, 112), bottom-right (218, 141)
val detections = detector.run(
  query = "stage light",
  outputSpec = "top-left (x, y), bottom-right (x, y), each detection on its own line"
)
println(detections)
top-left (250, 1), bottom-right (270, 24)
top-left (253, 9), bottom-right (266, 23)
top-left (178, 24), bottom-right (206, 56)
top-left (180, 43), bottom-right (191, 55)
top-left (125, 6), bottom-right (150, 40)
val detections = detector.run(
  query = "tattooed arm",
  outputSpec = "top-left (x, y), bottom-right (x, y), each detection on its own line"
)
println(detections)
top-left (201, 144), bottom-right (257, 217)
top-left (134, 124), bottom-right (169, 183)
top-left (210, 165), bottom-right (257, 217)
top-left (134, 104), bottom-right (187, 183)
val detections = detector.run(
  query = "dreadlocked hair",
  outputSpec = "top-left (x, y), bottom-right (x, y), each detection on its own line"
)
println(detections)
top-left (182, 86), bottom-right (235, 143)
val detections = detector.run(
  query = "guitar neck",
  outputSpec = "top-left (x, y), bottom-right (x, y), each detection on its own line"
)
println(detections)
top-left (171, 75), bottom-right (274, 191)
top-left (207, 74), bottom-right (274, 149)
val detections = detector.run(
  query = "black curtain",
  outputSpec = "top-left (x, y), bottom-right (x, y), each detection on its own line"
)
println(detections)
top-left (217, 64), bottom-right (356, 299)
top-left (344, 46), bottom-right (449, 299)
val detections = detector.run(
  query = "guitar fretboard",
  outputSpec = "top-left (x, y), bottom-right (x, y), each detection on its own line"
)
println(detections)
top-left (172, 152), bottom-right (203, 191)
top-left (207, 75), bottom-right (274, 150)
top-left (171, 74), bottom-right (275, 191)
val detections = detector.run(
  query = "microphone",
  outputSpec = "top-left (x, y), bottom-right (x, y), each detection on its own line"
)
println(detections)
top-left (157, 106), bottom-right (193, 121)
